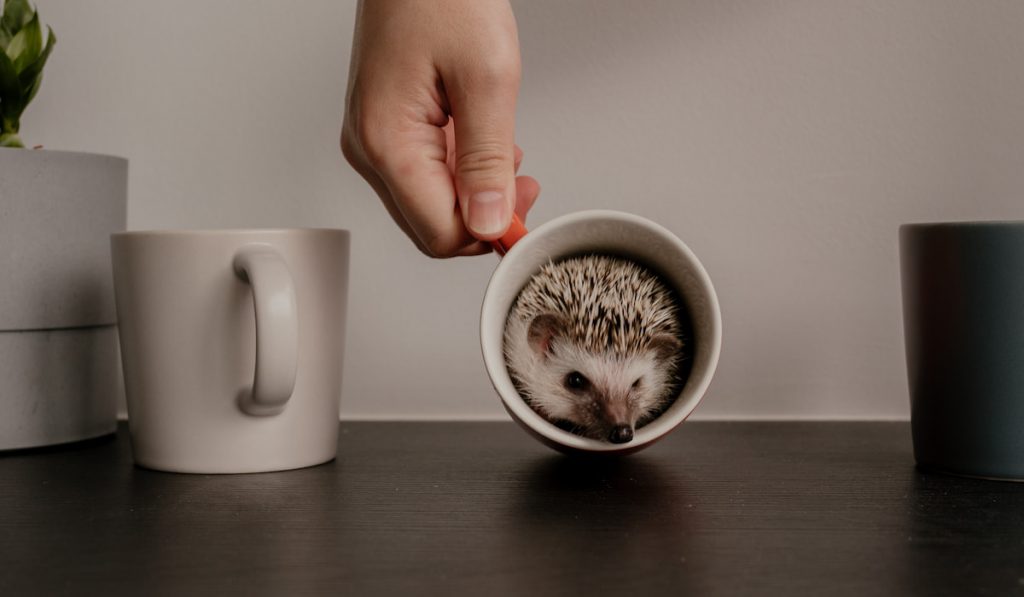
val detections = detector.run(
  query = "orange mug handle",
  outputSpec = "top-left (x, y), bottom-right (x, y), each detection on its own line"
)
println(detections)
top-left (491, 213), bottom-right (528, 257)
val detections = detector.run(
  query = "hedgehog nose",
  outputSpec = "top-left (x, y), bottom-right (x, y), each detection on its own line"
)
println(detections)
top-left (609, 425), bottom-right (634, 444)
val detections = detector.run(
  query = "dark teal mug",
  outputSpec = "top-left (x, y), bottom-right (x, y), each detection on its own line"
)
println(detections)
top-left (900, 221), bottom-right (1024, 480)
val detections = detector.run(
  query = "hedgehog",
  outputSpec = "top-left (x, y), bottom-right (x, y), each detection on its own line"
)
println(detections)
top-left (503, 254), bottom-right (689, 444)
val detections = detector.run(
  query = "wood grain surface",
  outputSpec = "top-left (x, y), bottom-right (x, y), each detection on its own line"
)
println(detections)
top-left (2, 422), bottom-right (1023, 596)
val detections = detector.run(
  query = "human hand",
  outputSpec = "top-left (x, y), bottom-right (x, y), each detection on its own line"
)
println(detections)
top-left (341, 0), bottom-right (541, 257)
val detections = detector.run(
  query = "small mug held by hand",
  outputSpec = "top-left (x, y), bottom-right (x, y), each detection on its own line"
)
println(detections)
top-left (111, 229), bottom-right (349, 473)
top-left (481, 210), bottom-right (722, 455)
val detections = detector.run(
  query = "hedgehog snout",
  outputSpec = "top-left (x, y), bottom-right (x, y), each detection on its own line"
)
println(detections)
top-left (593, 390), bottom-right (636, 443)
top-left (609, 425), bottom-right (634, 444)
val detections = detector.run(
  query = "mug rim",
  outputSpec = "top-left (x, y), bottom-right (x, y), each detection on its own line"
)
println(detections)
top-left (480, 209), bottom-right (722, 453)
top-left (112, 227), bottom-right (350, 238)
top-left (900, 220), bottom-right (1024, 230)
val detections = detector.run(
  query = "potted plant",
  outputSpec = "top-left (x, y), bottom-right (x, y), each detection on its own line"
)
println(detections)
top-left (0, 0), bottom-right (126, 449)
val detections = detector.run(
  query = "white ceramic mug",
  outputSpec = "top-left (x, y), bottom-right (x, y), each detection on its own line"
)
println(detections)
top-left (111, 229), bottom-right (349, 473)
top-left (481, 210), bottom-right (722, 454)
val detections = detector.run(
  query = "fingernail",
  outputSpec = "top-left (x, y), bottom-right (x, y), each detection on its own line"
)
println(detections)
top-left (468, 191), bottom-right (509, 236)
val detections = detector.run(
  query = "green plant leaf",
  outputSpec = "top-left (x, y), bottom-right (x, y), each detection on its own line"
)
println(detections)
top-left (4, 25), bottom-right (24, 62)
top-left (0, 95), bottom-right (26, 124)
top-left (2, 0), bottom-right (33, 33)
top-left (0, 21), bottom-right (12, 48)
top-left (0, 1), bottom-right (48, 147)
top-left (0, 47), bottom-right (20, 99)
top-left (17, 24), bottom-right (50, 91)
top-left (21, 67), bottom-right (39, 104)
top-left (7, 10), bottom-right (39, 72)
top-left (0, 52), bottom-right (26, 126)
top-left (0, 131), bottom-right (23, 147)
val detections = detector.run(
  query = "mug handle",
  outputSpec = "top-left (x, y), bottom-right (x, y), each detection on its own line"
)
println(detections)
top-left (232, 244), bottom-right (299, 416)
top-left (491, 213), bottom-right (529, 256)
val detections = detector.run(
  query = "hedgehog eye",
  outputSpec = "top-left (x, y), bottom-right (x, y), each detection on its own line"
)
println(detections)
top-left (564, 371), bottom-right (589, 391)
top-left (631, 377), bottom-right (643, 390)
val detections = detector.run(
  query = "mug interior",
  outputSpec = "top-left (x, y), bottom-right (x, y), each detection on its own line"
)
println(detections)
top-left (481, 210), bottom-right (722, 452)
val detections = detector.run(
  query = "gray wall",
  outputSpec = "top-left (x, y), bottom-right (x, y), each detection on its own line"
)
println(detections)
top-left (22, 1), bottom-right (1024, 420)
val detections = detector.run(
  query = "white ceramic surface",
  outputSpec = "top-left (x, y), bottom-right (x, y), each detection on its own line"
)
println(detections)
top-left (111, 229), bottom-right (349, 473)
top-left (0, 148), bottom-right (126, 450)
top-left (0, 148), bottom-right (127, 330)
top-left (481, 210), bottom-right (722, 454)
top-left (0, 326), bottom-right (121, 450)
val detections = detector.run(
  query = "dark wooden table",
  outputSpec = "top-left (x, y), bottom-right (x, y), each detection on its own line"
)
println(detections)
top-left (2, 422), bottom-right (1023, 596)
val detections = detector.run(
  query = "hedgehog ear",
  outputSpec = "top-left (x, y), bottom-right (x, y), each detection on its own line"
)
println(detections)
top-left (527, 314), bottom-right (566, 358)
top-left (649, 333), bottom-right (683, 362)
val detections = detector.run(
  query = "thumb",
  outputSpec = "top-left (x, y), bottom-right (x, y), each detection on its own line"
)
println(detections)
top-left (447, 68), bottom-right (519, 240)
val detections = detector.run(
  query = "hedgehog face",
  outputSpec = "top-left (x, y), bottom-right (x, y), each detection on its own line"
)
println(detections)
top-left (502, 255), bottom-right (688, 444)
top-left (510, 313), bottom-right (682, 443)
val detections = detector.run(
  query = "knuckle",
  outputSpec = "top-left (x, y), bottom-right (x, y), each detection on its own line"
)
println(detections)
top-left (389, 153), bottom-right (421, 182)
top-left (421, 234), bottom-right (459, 259)
top-left (474, 51), bottom-right (521, 89)
top-left (412, 239), bottom-right (439, 258)
top-left (343, 103), bottom-right (392, 170)
top-left (355, 122), bottom-right (390, 169)
top-left (340, 128), bottom-right (360, 165)
top-left (457, 144), bottom-right (512, 178)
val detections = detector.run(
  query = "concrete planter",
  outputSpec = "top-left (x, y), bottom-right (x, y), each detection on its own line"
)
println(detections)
top-left (0, 148), bottom-right (127, 449)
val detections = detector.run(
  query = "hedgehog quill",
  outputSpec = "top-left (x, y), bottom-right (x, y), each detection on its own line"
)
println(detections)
top-left (503, 255), bottom-right (690, 444)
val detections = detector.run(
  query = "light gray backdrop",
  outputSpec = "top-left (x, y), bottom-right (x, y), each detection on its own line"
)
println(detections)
top-left (21, 1), bottom-right (1024, 420)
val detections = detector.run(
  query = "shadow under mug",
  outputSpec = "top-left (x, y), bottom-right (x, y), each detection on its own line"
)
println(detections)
top-left (481, 210), bottom-right (722, 455)
top-left (111, 228), bottom-right (349, 474)
top-left (900, 221), bottom-right (1024, 480)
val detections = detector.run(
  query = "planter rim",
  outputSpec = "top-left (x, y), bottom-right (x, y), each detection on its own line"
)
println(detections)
top-left (0, 146), bottom-right (127, 164)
